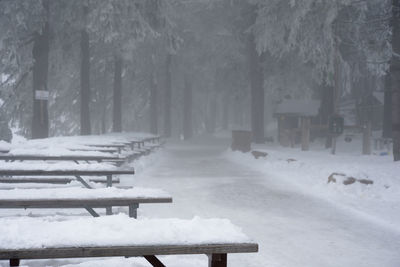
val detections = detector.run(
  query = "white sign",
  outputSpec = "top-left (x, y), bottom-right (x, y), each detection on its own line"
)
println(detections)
top-left (35, 90), bottom-right (49, 100)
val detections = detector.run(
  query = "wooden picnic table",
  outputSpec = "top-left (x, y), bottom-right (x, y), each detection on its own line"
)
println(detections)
top-left (0, 188), bottom-right (172, 218)
top-left (0, 154), bottom-right (125, 164)
top-left (3, 243), bottom-right (258, 267)
top-left (0, 176), bottom-right (120, 185)
top-left (0, 215), bottom-right (258, 267)
top-left (0, 169), bottom-right (134, 189)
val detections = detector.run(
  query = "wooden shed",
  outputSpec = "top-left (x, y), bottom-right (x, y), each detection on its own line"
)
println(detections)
top-left (274, 99), bottom-right (321, 150)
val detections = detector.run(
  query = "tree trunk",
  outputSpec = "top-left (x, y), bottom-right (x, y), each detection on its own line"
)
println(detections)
top-left (222, 92), bottom-right (229, 130)
top-left (113, 55), bottom-right (122, 133)
top-left (80, 26), bottom-right (91, 135)
top-left (383, 72), bottom-right (392, 138)
top-left (362, 121), bottom-right (372, 155)
top-left (183, 73), bottom-right (193, 140)
top-left (392, 0), bottom-right (400, 161)
top-left (248, 35), bottom-right (264, 144)
top-left (150, 70), bottom-right (158, 135)
top-left (207, 95), bottom-right (217, 134)
top-left (31, 0), bottom-right (50, 139)
top-left (163, 54), bottom-right (172, 137)
top-left (320, 83), bottom-right (334, 148)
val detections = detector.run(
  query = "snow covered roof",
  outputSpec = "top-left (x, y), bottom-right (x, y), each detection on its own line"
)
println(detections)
top-left (275, 99), bottom-right (321, 117)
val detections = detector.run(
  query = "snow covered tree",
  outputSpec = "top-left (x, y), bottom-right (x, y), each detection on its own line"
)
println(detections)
top-left (391, 0), bottom-right (400, 161)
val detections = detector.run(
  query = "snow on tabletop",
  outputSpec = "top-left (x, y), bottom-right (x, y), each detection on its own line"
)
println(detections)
top-left (6, 132), bottom-right (159, 156)
top-left (7, 147), bottom-right (115, 157)
top-left (0, 140), bottom-right (11, 152)
top-left (0, 161), bottom-right (128, 171)
top-left (0, 187), bottom-right (171, 200)
top-left (0, 214), bottom-right (251, 249)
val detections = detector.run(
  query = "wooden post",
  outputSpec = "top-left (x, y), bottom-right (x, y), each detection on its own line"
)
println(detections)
top-left (363, 122), bottom-right (372, 155)
top-left (208, 253), bottom-right (227, 267)
top-left (129, 204), bottom-right (138, 218)
top-left (301, 117), bottom-right (310, 151)
top-left (331, 136), bottom-right (337, 155)
top-left (10, 259), bottom-right (20, 267)
top-left (106, 175), bottom-right (112, 215)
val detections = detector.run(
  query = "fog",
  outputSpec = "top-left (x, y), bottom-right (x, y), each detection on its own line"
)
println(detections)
top-left (0, 0), bottom-right (398, 158)
top-left (0, 1), bottom-right (400, 266)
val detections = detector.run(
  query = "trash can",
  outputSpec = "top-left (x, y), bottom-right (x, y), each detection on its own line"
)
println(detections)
top-left (231, 130), bottom-right (252, 152)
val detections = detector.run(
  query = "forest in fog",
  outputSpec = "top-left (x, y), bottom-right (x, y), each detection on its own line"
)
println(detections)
top-left (0, 0), bottom-right (399, 159)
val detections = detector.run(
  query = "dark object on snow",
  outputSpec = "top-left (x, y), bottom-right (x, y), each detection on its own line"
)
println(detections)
top-left (327, 172), bottom-right (374, 186)
top-left (358, 179), bottom-right (374, 185)
top-left (343, 177), bottom-right (356, 185)
top-left (231, 130), bottom-right (252, 153)
top-left (0, 113), bottom-right (12, 142)
top-left (327, 173), bottom-right (345, 183)
top-left (286, 158), bottom-right (297, 163)
top-left (251, 150), bottom-right (268, 159)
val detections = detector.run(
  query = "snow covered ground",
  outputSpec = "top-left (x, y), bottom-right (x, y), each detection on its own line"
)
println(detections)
top-left (129, 135), bottom-right (400, 267)
top-left (1, 133), bottom-right (399, 266)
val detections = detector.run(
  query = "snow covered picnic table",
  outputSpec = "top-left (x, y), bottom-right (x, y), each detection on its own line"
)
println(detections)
top-left (0, 162), bottom-right (134, 188)
top-left (0, 214), bottom-right (258, 267)
top-left (0, 153), bottom-right (126, 165)
top-left (0, 187), bottom-right (172, 218)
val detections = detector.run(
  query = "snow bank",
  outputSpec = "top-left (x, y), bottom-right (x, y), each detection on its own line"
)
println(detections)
top-left (225, 141), bottom-right (400, 231)
top-left (0, 187), bottom-right (171, 200)
top-left (0, 214), bottom-right (251, 249)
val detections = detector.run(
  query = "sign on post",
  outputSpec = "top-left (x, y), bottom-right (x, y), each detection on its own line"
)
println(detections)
top-left (35, 90), bottom-right (49, 101)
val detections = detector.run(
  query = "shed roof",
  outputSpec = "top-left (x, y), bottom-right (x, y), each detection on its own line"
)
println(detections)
top-left (275, 99), bottom-right (321, 117)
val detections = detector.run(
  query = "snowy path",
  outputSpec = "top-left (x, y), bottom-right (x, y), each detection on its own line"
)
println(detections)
top-left (131, 136), bottom-right (400, 267)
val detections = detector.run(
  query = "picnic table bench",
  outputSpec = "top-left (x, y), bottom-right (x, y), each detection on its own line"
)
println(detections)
top-left (0, 154), bottom-right (126, 165)
top-left (0, 176), bottom-right (120, 185)
top-left (0, 187), bottom-right (172, 218)
top-left (0, 215), bottom-right (258, 267)
top-left (0, 166), bottom-right (134, 189)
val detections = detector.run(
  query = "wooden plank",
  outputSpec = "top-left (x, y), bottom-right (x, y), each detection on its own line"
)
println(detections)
top-left (144, 255), bottom-right (166, 267)
top-left (69, 148), bottom-right (118, 154)
top-left (0, 177), bottom-right (120, 184)
top-left (0, 169), bottom-right (134, 176)
top-left (0, 154), bottom-right (123, 162)
top-left (86, 144), bottom-right (126, 148)
top-left (0, 197), bottom-right (172, 208)
top-left (0, 243), bottom-right (258, 260)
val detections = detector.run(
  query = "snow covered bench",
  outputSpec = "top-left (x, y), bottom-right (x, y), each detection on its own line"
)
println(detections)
top-left (0, 176), bottom-right (120, 185)
top-left (0, 154), bottom-right (126, 165)
top-left (0, 162), bottom-right (135, 189)
top-left (0, 215), bottom-right (258, 267)
top-left (0, 187), bottom-right (172, 218)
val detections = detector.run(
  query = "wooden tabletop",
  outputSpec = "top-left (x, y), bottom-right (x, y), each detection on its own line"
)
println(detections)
top-left (0, 243), bottom-right (258, 260)
top-left (0, 169), bottom-right (135, 176)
